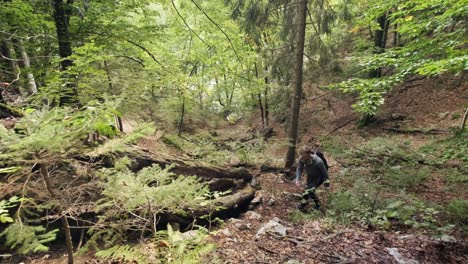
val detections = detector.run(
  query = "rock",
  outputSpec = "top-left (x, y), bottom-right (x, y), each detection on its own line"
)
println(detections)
top-left (219, 228), bottom-right (231, 237)
top-left (251, 192), bottom-right (263, 205)
top-left (386, 248), bottom-right (418, 264)
top-left (180, 230), bottom-right (199, 240)
top-left (438, 234), bottom-right (457, 243)
top-left (398, 234), bottom-right (415, 240)
top-left (245, 211), bottom-right (262, 220)
top-left (255, 217), bottom-right (287, 239)
top-left (235, 222), bottom-right (252, 230)
top-left (267, 198), bottom-right (276, 206)
top-left (391, 165), bottom-right (402, 171)
top-left (227, 218), bottom-right (243, 224)
top-left (284, 260), bottom-right (302, 264)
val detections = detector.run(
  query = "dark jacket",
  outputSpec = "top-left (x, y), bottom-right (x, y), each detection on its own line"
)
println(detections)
top-left (295, 153), bottom-right (329, 188)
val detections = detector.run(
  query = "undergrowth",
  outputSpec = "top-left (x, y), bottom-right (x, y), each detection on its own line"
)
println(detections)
top-left (320, 133), bottom-right (467, 233)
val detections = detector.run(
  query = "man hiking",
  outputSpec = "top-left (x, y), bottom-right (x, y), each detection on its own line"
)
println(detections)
top-left (295, 147), bottom-right (330, 212)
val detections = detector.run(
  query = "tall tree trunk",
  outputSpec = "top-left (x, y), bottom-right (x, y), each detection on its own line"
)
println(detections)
top-left (1, 40), bottom-right (21, 96)
top-left (369, 13), bottom-right (389, 78)
top-left (362, 12), bottom-right (390, 127)
top-left (264, 68), bottom-right (270, 128)
top-left (13, 39), bottom-right (37, 95)
top-left (38, 162), bottom-right (74, 264)
top-left (53, 0), bottom-right (78, 106)
top-left (285, 0), bottom-right (308, 168)
top-left (254, 63), bottom-right (265, 128)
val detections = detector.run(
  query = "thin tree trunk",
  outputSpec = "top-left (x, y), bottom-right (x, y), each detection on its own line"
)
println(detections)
top-left (285, 0), bottom-right (308, 168)
top-left (177, 92), bottom-right (185, 136)
top-left (264, 67), bottom-right (270, 128)
top-left (38, 163), bottom-right (74, 264)
top-left (461, 108), bottom-right (468, 131)
top-left (255, 63), bottom-right (265, 128)
top-left (13, 39), bottom-right (37, 95)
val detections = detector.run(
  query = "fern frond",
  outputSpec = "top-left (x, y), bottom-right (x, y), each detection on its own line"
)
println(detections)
top-left (95, 245), bottom-right (148, 263)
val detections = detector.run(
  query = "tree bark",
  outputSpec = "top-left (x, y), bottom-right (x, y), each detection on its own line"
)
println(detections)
top-left (369, 13), bottom-right (389, 78)
top-left (285, 0), bottom-right (308, 168)
top-left (255, 63), bottom-right (265, 128)
top-left (53, 0), bottom-right (78, 106)
top-left (13, 39), bottom-right (37, 95)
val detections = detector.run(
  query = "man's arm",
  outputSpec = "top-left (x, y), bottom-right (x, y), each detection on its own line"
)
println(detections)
top-left (295, 159), bottom-right (304, 185)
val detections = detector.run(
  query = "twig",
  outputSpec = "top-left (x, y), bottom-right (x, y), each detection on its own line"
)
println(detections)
top-left (327, 116), bottom-right (358, 135)
top-left (126, 40), bottom-right (164, 68)
top-left (171, 0), bottom-right (212, 48)
top-left (258, 245), bottom-right (279, 255)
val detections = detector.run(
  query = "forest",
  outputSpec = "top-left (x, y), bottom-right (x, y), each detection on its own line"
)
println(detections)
top-left (0, 0), bottom-right (466, 263)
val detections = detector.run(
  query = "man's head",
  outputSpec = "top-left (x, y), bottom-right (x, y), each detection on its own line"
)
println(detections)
top-left (300, 146), bottom-right (313, 161)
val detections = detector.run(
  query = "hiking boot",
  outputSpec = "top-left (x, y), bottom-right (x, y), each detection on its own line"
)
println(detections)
top-left (298, 202), bottom-right (309, 213)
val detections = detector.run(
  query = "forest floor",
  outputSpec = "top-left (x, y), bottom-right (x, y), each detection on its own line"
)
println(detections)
top-left (6, 77), bottom-right (467, 264)
top-left (209, 168), bottom-right (467, 264)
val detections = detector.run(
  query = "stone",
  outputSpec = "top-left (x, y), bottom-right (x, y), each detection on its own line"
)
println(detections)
top-left (386, 248), bottom-right (418, 264)
top-left (245, 211), bottom-right (262, 220)
top-left (251, 192), bottom-right (263, 205)
top-left (235, 223), bottom-right (252, 230)
top-left (438, 234), bottom-right (457, 243)
top-left (219, 228), bottom-right (231, 237)
top-left (268, 198), bottom-right (276, 206)
top-left (255, 217), bottom-right (287, 239)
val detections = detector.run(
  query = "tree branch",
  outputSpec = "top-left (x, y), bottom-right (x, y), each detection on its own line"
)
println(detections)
top-left (126, 40), bottom-right (164, 68)
top-left (189, 0), bottom-right (241, 63)
top-left (171, 0), bottom-right (212, 48)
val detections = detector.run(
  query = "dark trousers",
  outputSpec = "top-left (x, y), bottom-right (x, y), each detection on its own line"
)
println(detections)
top-left (301, 184), bottom-right (322, 208)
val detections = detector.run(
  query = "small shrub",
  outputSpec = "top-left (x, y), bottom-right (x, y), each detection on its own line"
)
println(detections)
top-left (446, 199), bottom-right (468, 231)
top-left (383, 167), bottom-right (430, 189)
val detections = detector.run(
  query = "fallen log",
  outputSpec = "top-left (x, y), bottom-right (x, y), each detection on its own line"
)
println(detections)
top-left (129, 153), bottom-right (253, 182)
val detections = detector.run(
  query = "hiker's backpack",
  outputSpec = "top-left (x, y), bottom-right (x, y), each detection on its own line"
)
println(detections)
top-left (315, 151), bottom-right (329, 170)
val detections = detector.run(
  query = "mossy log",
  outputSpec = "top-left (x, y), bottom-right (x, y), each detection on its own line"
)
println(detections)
top-left (0, 103), bottom-right (23, 118)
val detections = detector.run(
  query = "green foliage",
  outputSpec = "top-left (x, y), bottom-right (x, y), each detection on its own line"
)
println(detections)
top-left (446, 199), bottom-right (468, 231)
top-left (93, 226), bottom-right (215, 264)
top-left (382, 167), bottom-right (430, 189)
top-left (95, 245), bottom-right (148, 264)
top-left (420, 131), bottom-right (468, 166)
top-left (330, 0), bottom-right (468, 115)
top-left (0, 196), bottom-right (21, 223)
top-left (154, 225), bottom-right (215, 264)
top-left (86, 164), bottom-right (209, 248)
top-left (0, 223), bottom-right (58, 254)
top-left (99, 164), bottom-right (208, 213)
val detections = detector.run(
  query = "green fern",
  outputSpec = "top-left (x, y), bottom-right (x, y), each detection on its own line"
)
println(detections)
top-left (0, 222), bottom-right (58, 254)
top-left (95, 245), bottom-right (148, 263)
